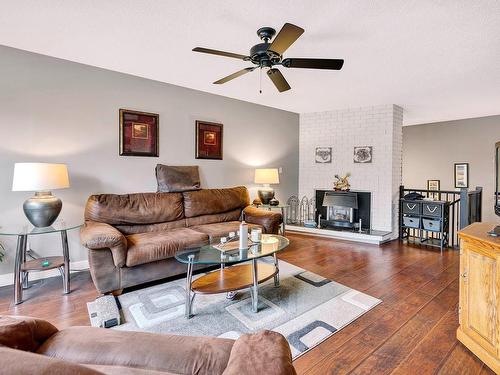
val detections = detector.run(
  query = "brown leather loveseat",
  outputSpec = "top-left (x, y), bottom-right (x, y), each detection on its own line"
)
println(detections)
top-left (80, 186), bottom-right (282, 294)
top-left (0, 315), bottom-right (296, 375)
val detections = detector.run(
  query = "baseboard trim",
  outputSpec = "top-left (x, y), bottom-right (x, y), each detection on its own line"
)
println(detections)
top-left (0, 259), bottom-right (89, 287)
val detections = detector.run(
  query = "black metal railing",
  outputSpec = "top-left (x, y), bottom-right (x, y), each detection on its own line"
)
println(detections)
top-left (399, 186), bottom-right (482, 248)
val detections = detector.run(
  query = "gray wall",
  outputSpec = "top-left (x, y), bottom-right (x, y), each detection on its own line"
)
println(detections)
top-left (402, 115), bottom-right (500, 223)
top-left (0, 46), bottom-right (299, 276)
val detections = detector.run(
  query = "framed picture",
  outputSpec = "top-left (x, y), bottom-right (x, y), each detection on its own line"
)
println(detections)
top-left (315, 147), bottom-right (332, 163)
top-left (427, 179), bottom-right (441, 200)
top-left (454, 163), bottom-right (469, 188)
top-left (353, 146), bottom-right (373, 163)
top-left (119, 109), bottom-right (159, 157)
top-left (195, 121), bottom-right (223, 160)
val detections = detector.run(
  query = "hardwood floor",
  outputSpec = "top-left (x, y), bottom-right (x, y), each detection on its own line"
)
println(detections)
top-left (0, 233), bottom-right (493, 374)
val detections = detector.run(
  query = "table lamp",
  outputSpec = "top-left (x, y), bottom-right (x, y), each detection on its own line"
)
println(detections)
top-left (254, 168), bottom-right (279, 205)
top-left (12, 163), bottom-right (70, 227)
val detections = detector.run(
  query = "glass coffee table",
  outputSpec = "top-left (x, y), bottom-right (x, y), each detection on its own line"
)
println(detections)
top-left (175, 234), bottom-right (289, 318)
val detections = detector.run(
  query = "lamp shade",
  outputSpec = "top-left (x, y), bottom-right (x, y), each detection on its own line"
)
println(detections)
top-left (12, 163), bottom-right (70, 192)
top-left (254, 168), bottom-right (280, 184)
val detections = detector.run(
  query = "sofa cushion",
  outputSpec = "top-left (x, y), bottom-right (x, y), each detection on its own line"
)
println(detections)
top-left (37, 326), bottom-right (234, 375)
top-left (0, 315), bottom-right (58, 352)
top-left (185, 208), bottom-right (242, 228)
top-left (116, 219), bottom-right (186, 235)
top-left (190, 221), bottom-right (262, 241)
top-left (86, 364), bottom-right (178, 375)
top-left (0, 347), bottom-right (104, 375)
top-left (156, 164), bottom-right (201, 193)
top-left (183, 186), bottom-right (250, 218)
top-left (126, 228), bottom-right (209, 267)
top-left (85, 193), bottom-right (184, 225)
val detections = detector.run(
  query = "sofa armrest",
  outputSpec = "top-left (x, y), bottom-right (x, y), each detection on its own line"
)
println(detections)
top-left (0, 315), bottom-right (58, 352)
top-left (80, 222), bottom-right (127, 267)
top-left (223, 331), bottom-right (296, 375)
top-left (243, 206), bottom-right (282, 234)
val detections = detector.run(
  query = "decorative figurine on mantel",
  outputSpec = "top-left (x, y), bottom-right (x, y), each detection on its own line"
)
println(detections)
top-left (334, 173), bottom-right (351, 191)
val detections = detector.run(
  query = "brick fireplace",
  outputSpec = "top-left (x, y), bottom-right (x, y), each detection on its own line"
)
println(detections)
top-left (299, 104), bottom-right (403, 236)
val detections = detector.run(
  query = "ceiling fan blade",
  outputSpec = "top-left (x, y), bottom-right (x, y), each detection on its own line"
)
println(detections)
top-left (267, 68), bottom-right (291, 92)
top-left (282, 58), bottom-right (344, 70)
top-left (268, 23), bottom-right (304, 55)
top-left (213, 67), bottom-right (256, 84)
top-left (193, 47), bottom-right (249, 60)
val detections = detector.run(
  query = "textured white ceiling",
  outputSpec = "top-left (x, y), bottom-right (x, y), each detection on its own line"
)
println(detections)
top-left (1, 0), bottom-right (499, 125)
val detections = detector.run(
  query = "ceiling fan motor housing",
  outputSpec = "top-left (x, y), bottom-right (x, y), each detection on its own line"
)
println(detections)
top-left (250, 42), bottom-right (281, 67)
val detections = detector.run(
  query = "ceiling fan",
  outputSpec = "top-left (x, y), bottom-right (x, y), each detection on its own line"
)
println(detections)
top-left (193, 23), bottom-right (344, 93)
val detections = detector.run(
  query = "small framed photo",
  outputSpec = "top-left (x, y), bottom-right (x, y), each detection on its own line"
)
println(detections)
top-left (119, 109), bottom-right (159, 157)
top-left (195, 121), bottom-right (223, 160)
top-left (427, 179), bottom-right (441, 200)
top-left (315, 147), bottom-right (332, 163)
top-left (427, 179), bottom-right (440, 191)
top-left (354, 146), bottom-right (373, 163)
top-left (454, 163), bottom-right (469, 188)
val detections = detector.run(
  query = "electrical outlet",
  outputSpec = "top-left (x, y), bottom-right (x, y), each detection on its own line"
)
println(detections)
top-left (278, 167), bottom-right (283, 174)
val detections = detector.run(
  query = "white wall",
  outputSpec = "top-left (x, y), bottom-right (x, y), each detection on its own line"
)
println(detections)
top-left (0, 46), bottom-right (299, 276)
top-left (403, 115), bottom-right (500, 223)
top-left (299, 104), bottom-right (403, 233)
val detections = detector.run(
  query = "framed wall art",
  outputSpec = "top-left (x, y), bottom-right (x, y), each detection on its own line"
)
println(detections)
top-left (195, 121), bottom-right (223, 160)
top-left (353, 146), bottom-right (373, 163)
top-left (119, 109), bottom-right (159, 157)
top-left (454, 163), bottom-right (469, 188)
top-left (315, 147), bottom-right (332, 163)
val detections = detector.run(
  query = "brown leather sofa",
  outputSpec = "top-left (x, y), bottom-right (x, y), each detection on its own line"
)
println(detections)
top-left (80, 186), bottom-right (282, 294)
top-left (0, 315), bottom-right (296, 375)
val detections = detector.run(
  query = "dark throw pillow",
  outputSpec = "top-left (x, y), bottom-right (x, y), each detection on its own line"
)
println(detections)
top-left (155, 165), bottom-right (201, 193)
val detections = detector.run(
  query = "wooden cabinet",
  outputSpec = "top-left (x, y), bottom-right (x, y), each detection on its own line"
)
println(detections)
top-left (458, 222), bottom-right (500, 373)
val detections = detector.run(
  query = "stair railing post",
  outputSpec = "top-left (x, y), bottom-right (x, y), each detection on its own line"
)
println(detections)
top-left (459, 188), bottom-right (469, 229)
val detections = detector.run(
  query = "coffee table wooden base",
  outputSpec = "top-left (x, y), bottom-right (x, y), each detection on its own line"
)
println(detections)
top-left (184, 257), bottom-right (280, 318)
top-left (191, 263), bottom-right (278, 294)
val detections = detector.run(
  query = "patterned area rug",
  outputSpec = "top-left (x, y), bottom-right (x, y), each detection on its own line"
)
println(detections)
top-left (115, 260), bottom-right (381, 359)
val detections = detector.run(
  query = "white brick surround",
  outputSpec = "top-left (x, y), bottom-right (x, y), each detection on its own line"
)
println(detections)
top-left (299, 104), bottom-right (403, 234)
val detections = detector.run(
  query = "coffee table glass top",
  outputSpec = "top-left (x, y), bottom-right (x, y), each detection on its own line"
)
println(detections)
top-left (0, 220), bottom-right (82, 236)
top-left (175, 234), bottom-right (289, 265)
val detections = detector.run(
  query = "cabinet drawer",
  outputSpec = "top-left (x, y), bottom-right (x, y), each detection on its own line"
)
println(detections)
top-left (422, 203), bottom-right (442, 217)
top-left (403, 216), bottom-right (420, 229)
top-left (402, 201), bottom-right (421, 215)
top-left (422, 218), bottom-right (441, 232)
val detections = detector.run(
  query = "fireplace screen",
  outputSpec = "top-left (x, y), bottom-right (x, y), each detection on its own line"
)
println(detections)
top-left (331, 207), bottom-right (352, 222)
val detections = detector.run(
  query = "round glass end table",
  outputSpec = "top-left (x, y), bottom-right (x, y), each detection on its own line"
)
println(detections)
top-left (175, 234), bottom-right (289, 318)
top-left (0, 220), bottom-right (82, 304)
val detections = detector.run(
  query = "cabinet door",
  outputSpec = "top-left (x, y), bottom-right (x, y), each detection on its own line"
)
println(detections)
top-left (460, 243), bottom-right (498, 356)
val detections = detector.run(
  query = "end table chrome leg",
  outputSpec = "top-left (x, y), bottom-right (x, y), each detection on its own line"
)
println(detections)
top-left (273, 253), bottom-right (280, 287)
top-left (61, 230), bottom-right (70, 294)
top-left (281, 207), bottom-right (286, 235)
top-left (14, 235), bottom-right (27, 305)
top-left (185, 255), bottom-right (194, 318)
top-left (251, 259), bottom-right (259, 313)
top-left (21, 242), bottom-right (29, 289)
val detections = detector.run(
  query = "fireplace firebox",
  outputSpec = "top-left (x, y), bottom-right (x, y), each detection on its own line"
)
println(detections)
top-left (315, 190), bottom-right (371, 231)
